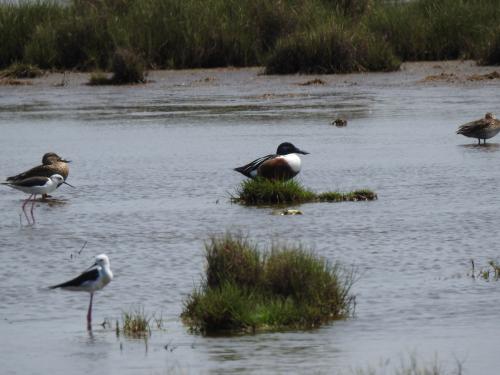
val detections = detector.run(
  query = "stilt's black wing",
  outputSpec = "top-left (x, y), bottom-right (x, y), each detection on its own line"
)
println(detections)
top-left (49, 268), bottom-right (99, 289)
top-left (234, 154), bottom-right (276, 178)
top-left (6, 164), bottom-right (53, 181)
top-left (8, 176), bottom-right (48, 187)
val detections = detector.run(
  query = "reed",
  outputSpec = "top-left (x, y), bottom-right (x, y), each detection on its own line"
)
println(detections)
top-left (1, 0), bottom-right (499, 72)
top-left (368, 0), bottom-right (500, 61)
top-left (182, 233), bottom-right (355, 334)
top-left (480, 28), bottom-right (500, 65)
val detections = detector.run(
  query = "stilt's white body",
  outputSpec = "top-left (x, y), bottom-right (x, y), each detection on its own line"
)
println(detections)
top-left (8, 177), bottom-right (61, 195)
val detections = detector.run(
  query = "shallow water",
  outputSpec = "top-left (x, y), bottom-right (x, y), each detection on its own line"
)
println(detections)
top-left (1, 62), bottom-right (500, 374)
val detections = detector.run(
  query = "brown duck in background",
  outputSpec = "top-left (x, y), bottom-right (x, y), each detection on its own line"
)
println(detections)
top-left (457, 113), bottom-right (500, 145)
top-left (6, 152), bottom-right (71, 199)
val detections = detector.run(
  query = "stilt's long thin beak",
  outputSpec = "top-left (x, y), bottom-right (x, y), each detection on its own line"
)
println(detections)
top-left (60, 159), bottom-right (71, 163)
top-left (85, 262), bottom-right (97, 271)
top-left (63, 181), bottom-right (75, 188)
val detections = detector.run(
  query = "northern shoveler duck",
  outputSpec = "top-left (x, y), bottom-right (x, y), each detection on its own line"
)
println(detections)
top-left (6, 152), bottom-right (71, 199)
top-left (234, 142), bottom-right (309, 180)
top-left (457, 113), bottom-right (500, 144)
top-left (50, 254), bottom-right (113, 330)
top-left (1, 174), bottom-right (74, 224)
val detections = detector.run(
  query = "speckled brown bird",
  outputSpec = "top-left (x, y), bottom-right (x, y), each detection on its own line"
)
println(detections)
top-left (6, 152), bottom-right (70, 182)
top-left (457, 113), bottom-right (500, 145)
top-left (6, 152), bottom-right (70, 198)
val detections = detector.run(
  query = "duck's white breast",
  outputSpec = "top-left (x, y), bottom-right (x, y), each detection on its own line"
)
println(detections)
top-left (283, 153), bottom-right (301, 173)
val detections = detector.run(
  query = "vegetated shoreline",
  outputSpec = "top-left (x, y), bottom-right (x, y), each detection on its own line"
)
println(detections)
top-left (2, 60), bottom-right (500, 90)
top-left (1, 0), bottom-right (499, 75)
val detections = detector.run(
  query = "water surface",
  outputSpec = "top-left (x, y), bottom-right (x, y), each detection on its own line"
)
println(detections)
top-left (1, 62), bottom-right (500, 374)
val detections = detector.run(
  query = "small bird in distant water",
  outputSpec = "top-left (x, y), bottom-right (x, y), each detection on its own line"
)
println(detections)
top-left (49, 254), bottom-right (113, 330)
top-left (6, 152), bottom-right (71, 199)
top-left (1, 174), bottom-right (74, 224)
top-left (456, 113), bottom-right (500, 145)
top-left (332, 118), bottom-right (347, 127)
top-left (234, 142), bottom-right (309, 181)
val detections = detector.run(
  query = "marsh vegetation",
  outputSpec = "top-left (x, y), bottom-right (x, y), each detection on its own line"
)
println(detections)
top-left (469, 259), bottom-right (500, 281)
top-left (181, 233), bottom-right (355, 334)
top-left (116, 306), bottom-right (164, 337)
top-left (1, 0), bottom-right (499, 74)
top-left (232, 178), bottom-right (377, 205)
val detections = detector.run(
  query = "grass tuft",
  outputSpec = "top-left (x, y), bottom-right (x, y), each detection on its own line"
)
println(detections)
top-left (117, 306), bottom-right (164, 337)
top-left (469, 259), bottom-right (500, 281)
top-left (232, 178), bottom-right (377, 206)
top-left (88, 71), bottom-right (112, 86)
top-left (0, 62), bottom-right (43, 78)
top-left (110, 48), bottom-right (146, 84)
top-left (87, 48), bottom-right (146, 85)
top-left (181, 233), bottom-right (355, 334)
top-left (121, 306), bottom-right (151, 337)
top-left (232, 178), bottom-right (316, 205)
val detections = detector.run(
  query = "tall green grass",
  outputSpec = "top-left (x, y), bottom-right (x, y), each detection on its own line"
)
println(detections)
top-left (1, 0), bottom-right (499, 73)
top-left (368, 0), bottom-right (500, 61)
top-left (182, 233), bottom-right (355, 333)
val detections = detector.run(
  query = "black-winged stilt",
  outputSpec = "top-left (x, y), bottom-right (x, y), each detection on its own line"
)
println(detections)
top-left (50, 254), bottom-right (113, 330)
top-left (1, 174), bottom-right (73, 224)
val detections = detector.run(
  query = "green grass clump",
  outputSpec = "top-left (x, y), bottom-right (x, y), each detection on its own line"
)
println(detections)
top-left (120, 307), bottom-right (151, 337)
top-left (205, 234), bottom-right (263, 289)
top-left (87, 49), bottom-right (146, 85)
top-left (232, 178), bottom-right (316, 205)
top-left (88, 72), bottom-right (111, 86)
top-left (232, 178), bottom-right (377, 205)
top-left (109, 48), bottom-right (145, 84)
top-left (117, 306), bottom-right (164, 337)
top-left (317, 189), bottom-right (378, 202)
top-left (182, 233), bottom-right (355, 334)
top-left (0, 62), bottom-right (43, 78)
top-left (470, 259), bottom-right (500, 281)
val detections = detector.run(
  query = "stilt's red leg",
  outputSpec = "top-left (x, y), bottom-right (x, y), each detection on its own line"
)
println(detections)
top-left (22, 194), bottom-right (33, 224)
top-left (30, 194), bottom-right (37, 224)
top-left (87, 293), bottom-right (94, 330)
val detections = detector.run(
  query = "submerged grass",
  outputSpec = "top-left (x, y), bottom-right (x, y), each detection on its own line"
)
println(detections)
top-left (469, 259), bottom-right (500, 281)
top-left (232, 178), bottom-right (377, 206)
top-left (1, 0), bottom-right (498, 73)
top-left (181, 233), bottom-right (355, 334)
top-left (117, 306), bottom-right (164, 337)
